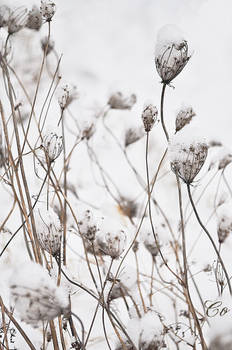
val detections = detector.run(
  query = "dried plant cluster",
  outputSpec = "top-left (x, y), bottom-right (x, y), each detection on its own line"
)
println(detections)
top-left (0, 2), bottom-right (231, 350)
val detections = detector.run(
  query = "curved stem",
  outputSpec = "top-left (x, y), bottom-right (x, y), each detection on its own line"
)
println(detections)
top-left (187, 183), bottom-right (232, 295)
top-left (160, 83), bottom-right (169, 142)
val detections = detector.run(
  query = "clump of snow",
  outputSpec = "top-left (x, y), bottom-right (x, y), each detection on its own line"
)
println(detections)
top-left (155, 24), bottom-right (186, 57)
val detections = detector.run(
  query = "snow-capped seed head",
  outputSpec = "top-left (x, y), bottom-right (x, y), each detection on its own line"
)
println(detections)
top-left (34, 206), bottom-right (62, 256)
top-left (155, 24), bottom-right (191, 84)
top-left (217, 203), bottom-right (232, 244)
top-left (7, 7), bottom-right (28, 35)
top-left (58, 84), bottom-right (79, 110)
top-left (175, 106), bottom-right (196, 132)
top-left (42, 127), bottom-right (63, 161)
top-left (0, 5), bottom-right (10, 28)
top-left (169, 132), bottom-right (208, 184)
top-left (41, 36), bottom-right (54, 55)
top-left (107, 92), bottom-right (136, 110)
top-left (26, 5), bottom-right (42, 31)
top-left (142, 104), bottom-right (158, 132)
top-left (125, 126), bottom-right (144, 147)
top-left (79, 209), bottom-right (100, 241)
top-left (9, 262), bottom-right (70, 326)
top-left (103, 229), bottom-right (126, 259)
top-left (40, 1), bottom-right (56, 22)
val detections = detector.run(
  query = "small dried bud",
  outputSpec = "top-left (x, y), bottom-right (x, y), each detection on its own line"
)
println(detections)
top-left (41, 36), bottom-right (54, 55)
top-left (79, 209), bottom-right (100, 241)
top-left (42, 127), bottom-right (63, 161)
top-left (169, 133), bottom-right (208, 184)
top-left (132, 240), bottom-right (139, 253)
top-left (103, 229), bottom-right (126, 259)
top-left (0, 5), bottom-right (10, 28)
top-left (40, 1), bottom-right (56, 22)
top-left (209, 140), bottom-right (222, 147)
top-left (125, 126), bottom-right (144, 147)
top-left (155, 25), bottom-right (191, 84)
top-left (58, 84), bottom-right (79, 110)
top-left (81, 122), bottom-right (96, 140)
top-left (26, 5), bottom-right (42, 31)
top-left (217, 204), bottom-right (232, 244)
top-left (218, 153), bottom-right (232, 170)
top-left (118, 198), bottom-right (138, 220)
top-left (108, 92), bottom-right (136, 110)
top-left (10, 262), bottom-right (70, 326)
top-left (34, 206), bottom-right (62, 256)
top-left (142, 104), bottom-right (158, 132)
top-left (7, 7), bottom-right (28, 35)
top-left (175, 106), bottom-right (196, 132)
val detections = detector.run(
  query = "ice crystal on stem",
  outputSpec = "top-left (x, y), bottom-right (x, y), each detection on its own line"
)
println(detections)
top-left (155, 24), bottom-right (191, 84)
top-left (40, 1), bottom-right (56, 22)
top-left (107, 91), bottom-right (136, 110)
top-left (34, 205), bottom-right (62, 256)
top-left (142, 103), bottom-right (158, 132)
top-left (169, 131), bottom-right (208, 184)
top-left (42, 127), bottom-right (63, 162)
top-left (10, 262), bottom-right (70, 326)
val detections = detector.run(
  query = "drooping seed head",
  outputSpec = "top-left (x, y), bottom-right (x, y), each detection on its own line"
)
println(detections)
top-left (142, 104), bottom-right (158, 132)
top-left (155, 24), bottom-right (191, 84)
top-left (125, 126), bottom-right (144, 147)
top-left (107, 92), bottom-right (136, 110)
top-left (175, 106), bottom-right (196, 132)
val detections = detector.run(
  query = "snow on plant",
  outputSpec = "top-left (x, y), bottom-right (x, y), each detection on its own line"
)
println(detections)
top-left (42, 126), bottom-right (63, 162)
top-left (9, 262), bottom-right (70, 326)
top-left (0, 5), bottom-right (10, 28)
top-left (34, 205), bottom-right (62, 256)
top-left (155, 24), bottom-right (191, 84)
top-left (169, 129), bottom-right (208, 184)
top-left (141, 103), bottom-right (158, 132)
top-left (40, 1), bottom-right (56, 22)
top-left (26, 5), bottom-right (42, 31)
top-left (175, 105), bottom-right (196, 132)
top-left (78, 208), bottom-right (101, 241)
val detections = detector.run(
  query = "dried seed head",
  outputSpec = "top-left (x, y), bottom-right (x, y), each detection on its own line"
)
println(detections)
top-left (155, 25), bottom-right (191, 84)
top-left (103, 229), bottom-right (126, 259)
top-left (142, 104), bottom-right (158, 132)
top-left (218, 153), bottom-right (232, 170)
top-left (10, 262), bottom-right (70, 326)
top-left (26, 5), bottom-right (42, 31)
top-left (58, 84), bottom-right (79, 110)
top-left (41, 36), bottom-right (54, 55)
top-left (34, 206), bottom-right (62, 256)
top-left (169, 132), bottom-right (208, 184)
top-left (79, 209), bottom-right (100, 241)
top-left (40, 1), bottom-right (56, 22)
top-left (42, 127), bottom-right (63, 161)
top-left (7, 7), bottom-right (28, 35)
top-left (125, 126), bottom-right (144, 147)
top-left (217, 203), bottom-right (232, 244)
top-left (107, 92), bottom-right (136, 110)
top-left (118, 198), bottom-right (138, 220)
top-left (81, 121), bottom-right (96, 140)
top-left (175, 106), bottom-right (196, 132)
top-left (0, 5), bottom-right (10, 28)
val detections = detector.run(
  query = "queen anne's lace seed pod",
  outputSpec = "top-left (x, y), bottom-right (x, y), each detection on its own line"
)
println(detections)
top-left (58, 84), bottom-right (79, 110)
top-left (0, 5), bottom-right (10, 28)
top-left (175, 106), bottom-right (195, 132)
top-left (217, 203), bottom-right (232, 244)
top-left (10, 262), bottom-right (70, 326)
top-left (26, 5), bottom-right (42, 31)
top-left (155, 25), bottom-right (191, 84)
top-left (79, 209), bottom-right (100, 241)
top-left (40, 1), bottom-right (56, 22)
top-left (7, 7), bottom-right (28, 35)
top-left (169, 132), bottom-right (208, 184)
top-left (103, 229), bottom-right (126, 259)
top-left (125, 126), bottom-right (144, 147)
top-left (42, 127), bottom-right (63, 161)
top-left (34, 206), bottom-right (62, 256)
top-left (107, 92), bottom-right (136, 110)
top-left (142, 104), bottom-right (158, 132)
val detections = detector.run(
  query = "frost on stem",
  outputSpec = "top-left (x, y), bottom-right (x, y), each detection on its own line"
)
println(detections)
top-left (9, 262), bottom-right (70, 326)
top-left (34, 205), bottom-right (62, 256)
top-left (101, 229), bottom-right (126, 259)
top-left (175, 106), bottom-right (195, 132)
top-left (169, 131), bottom-right (208, 184)
top-left (217, 203), bottom-right (232, 244)
top-left (26, 5), bottom-right (42, 31)
top-left (0, 5), bottom-right (10, 28)
top-left (125, 126), bottom-right (144, 147)
top-left (155, 24), bottom-right (191, 84)
top-left (42, 127), bottom-right (63, 162)
top-left (142, 104), bottom-right (158, 132)
top-left (107, 91), bottom-right (136, 110)
top-left (40, 1), bottom-right (56, 22)
top-left (58, 84), bottom-right (79, 111)
top-left (41, 36), bottom-right (54, 55)
top-left (7, 7), bottom-right (28, 35)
